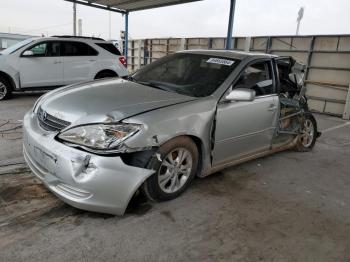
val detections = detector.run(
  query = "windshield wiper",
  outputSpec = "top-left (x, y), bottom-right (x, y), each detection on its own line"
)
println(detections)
top-left (122, 75), bottom-right (135, 82)
top-left (136, 81), bottom-right (169, 92)
top-left (121, 76), bottom-right (167, 91)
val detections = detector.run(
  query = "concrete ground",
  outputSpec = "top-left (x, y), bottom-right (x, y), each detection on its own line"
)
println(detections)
top-left (1, 93), bottom-right (350, 262)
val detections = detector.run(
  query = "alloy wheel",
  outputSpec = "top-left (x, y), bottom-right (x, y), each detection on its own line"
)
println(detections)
top-left (0, 81), bottom-right (7, 100)
top-left (300, 118), bottom-right (315, 147)
top-left (158, 148), bottom-right (193, 194)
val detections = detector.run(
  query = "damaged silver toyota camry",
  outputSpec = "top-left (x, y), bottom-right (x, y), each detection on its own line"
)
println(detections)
top-left (23, 50), bottom-right (320, 215)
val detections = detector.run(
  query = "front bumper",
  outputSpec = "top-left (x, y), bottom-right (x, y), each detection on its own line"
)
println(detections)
top-left (23, 111), bottom-right (155, 215)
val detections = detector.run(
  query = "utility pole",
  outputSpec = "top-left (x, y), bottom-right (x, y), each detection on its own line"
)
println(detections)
top-left (73, 3), bottom-right (77, 36)
top-left (109, 11), bottom-right (111, 40)
top-left (296, 7), bottom-right (305, 35)
top-left (78, 19), bottom-right (82, 36)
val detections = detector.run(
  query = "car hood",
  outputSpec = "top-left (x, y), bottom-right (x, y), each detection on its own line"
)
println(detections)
top-left (39, 78), bottom-right (196, 125)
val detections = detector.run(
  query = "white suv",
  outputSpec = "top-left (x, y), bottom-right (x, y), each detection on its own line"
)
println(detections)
top-left (0, 36), bottom-right (129, 100)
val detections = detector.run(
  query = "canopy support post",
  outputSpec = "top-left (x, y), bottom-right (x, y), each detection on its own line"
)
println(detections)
top-left (124, 11), bottom-right (129, 66)
top-left (226, 0), bottom-right (236, 50)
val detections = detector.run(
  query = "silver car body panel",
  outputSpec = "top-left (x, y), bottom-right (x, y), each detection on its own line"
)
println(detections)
top-left (39, 78), bottom-right (196, 125)
top-left (23, 111), bottom-right (155, 215)
top-left (23, 50), bottom-right (309, 215)
top-left (213, 95), bottom-right (279, 165)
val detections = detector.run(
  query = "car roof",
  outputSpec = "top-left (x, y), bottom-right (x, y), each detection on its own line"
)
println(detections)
top-left (180, 49), bottom-right (277, 60)
top-left (33, 36), bottom-right (106, 43)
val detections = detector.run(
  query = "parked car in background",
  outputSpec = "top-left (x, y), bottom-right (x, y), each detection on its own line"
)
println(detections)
top-left (0, 35), bottom-right (128, 100)
top-left (23, 50), bottom-right (320, 215)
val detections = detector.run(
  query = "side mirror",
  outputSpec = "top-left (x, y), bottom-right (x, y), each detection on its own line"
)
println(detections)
top-left (225, 88), bottom-right (256, 102)
top-left (22, 50), bottom-right (34, 57)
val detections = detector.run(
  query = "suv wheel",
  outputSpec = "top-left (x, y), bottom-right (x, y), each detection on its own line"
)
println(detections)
top-left (143, 136), bottom-right (199, 202)
top-left (0, 76), bottom-right (12, 101)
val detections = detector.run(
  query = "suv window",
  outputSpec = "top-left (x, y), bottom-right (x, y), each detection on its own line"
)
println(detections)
top-left (95, 43), bottom-right (121, 55)
top-left (235, 60), bottom-right (274, 96)
top-left (30, 42), bottom-right (47, 56)
top-left (62, 41), bottom-right (98, 56)
top-left (25, 41), bottom-right (60, 57)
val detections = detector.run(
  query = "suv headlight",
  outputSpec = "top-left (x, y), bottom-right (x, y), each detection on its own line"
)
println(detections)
top-left (58, 123), bottom-right (141, 152)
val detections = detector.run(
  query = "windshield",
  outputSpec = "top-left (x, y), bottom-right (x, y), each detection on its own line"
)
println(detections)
top-left (0, 38), bottom-right (35, 55)
top-left (132, 53), bottom-right (239, 97)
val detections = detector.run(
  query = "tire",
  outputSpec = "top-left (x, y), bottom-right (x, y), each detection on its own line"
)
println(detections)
top-left (0, 76), bottom-right (12, 100)
top-left (142, 136), bottom-right (199, 202)
top-left (295, 113), bottom-right (317, 152)
top-left (94, 71), bottom-right (117, 80)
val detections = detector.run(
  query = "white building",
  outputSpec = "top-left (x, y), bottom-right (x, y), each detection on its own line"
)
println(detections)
top-left (0, 32), bottom-right (34, 51)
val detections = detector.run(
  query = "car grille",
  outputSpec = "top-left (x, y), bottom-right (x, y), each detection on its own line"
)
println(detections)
top-left (37, 107), bottom-right (71, 131)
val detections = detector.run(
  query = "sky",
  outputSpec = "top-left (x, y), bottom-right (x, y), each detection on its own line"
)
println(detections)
top-left (1, 0), bottom-right (349, 40)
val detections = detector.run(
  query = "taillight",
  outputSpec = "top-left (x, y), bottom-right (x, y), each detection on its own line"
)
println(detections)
top-left (119, 56), bottom-right (127, 67)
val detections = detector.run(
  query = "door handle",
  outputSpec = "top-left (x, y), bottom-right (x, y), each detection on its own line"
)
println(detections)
top-left (89, 59), bottom-right (96, 62)
top-left (54, 61), bottom-right (62, 64)
top-left (268, 105), bottom-right (278, 111)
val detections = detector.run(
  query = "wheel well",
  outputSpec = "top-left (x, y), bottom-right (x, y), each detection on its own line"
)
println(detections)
top-left (187, 135), bottom-right (204, 177)
top-left (0, 71), bottom-right (15, 90)
top-left (157, 135), bottom-right (204, 176)
top-left (94, 69), bottom-right (118, 79)
top-left (120, 135), bottom-right (204, 176)
top-left (123, 134), bottom-right (204, 212)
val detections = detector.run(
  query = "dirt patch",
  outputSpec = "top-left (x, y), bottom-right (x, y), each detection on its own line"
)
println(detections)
top-left (1, 183), bottom-right (50, 202)
top-left (0, 120), bottom-right (23, 141)
top-left (0, 172), bottom-right (68, 248)
top-left (161, 210), bottom-right (176, 223)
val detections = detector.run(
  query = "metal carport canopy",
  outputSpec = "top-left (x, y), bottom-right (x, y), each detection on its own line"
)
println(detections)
top-left (68, 0), bottom-right (203, 12)
top-left (64, 0), bottom-right (236, 64)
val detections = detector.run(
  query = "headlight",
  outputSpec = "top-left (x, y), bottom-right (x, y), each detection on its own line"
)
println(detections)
top-left (58, 123), bottom-right (141, 152)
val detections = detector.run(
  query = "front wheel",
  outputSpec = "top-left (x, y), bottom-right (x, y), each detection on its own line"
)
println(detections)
top-left (0, 76), bottom-right (12, 101)
top-left (142, 136), bottom-right (199, 202)
top-left (295, 113), bottom-right (317, 152)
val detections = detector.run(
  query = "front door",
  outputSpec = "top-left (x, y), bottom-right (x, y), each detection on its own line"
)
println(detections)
top-left (19, 41), bottom-right (63, 88)
top-left (213, 59), bottom-right (279, 166)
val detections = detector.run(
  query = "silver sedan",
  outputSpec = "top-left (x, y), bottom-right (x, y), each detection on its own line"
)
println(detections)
top-left (23, 50), bottom-right (319, 215)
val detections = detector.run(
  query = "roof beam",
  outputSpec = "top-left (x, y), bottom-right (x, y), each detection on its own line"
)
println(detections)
top-left (64, 0), bottom-right (127, 14)
top-left (66, 0), bottom-right (202, 12)
top-left (120, 0), bottom-right (202, 12)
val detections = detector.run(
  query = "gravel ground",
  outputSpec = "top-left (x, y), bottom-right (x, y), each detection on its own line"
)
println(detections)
top-left (1, 93), bottom-right (350, 262)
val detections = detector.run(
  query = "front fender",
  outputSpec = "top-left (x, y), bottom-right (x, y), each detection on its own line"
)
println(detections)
top-left (122, 98), bottom-right (217, 173)
top-left (0, 63), bottom-right (19, 90)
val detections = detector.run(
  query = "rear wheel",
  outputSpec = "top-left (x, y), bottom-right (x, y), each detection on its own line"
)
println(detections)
top-left (296, 114), bottom-right (317, 152)
top-left (143, 136), bottom-right (198, 202)
top-left (0, 76), bottom-right (12, 101)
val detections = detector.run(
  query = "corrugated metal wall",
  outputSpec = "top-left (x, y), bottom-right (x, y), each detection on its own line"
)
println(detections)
top-left (127, 35), bottom-right (350, 117)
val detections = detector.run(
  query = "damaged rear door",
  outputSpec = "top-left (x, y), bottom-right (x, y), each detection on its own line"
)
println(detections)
top-left (212, 59), bottom-right (279, 166)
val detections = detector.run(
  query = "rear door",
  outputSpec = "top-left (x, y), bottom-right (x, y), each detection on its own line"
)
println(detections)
top-left (213, 59), bottom-right (279, 165)
top-left (61, 41), bottom-right (98, 85)
top-left (18, 41), bottom-right (64, 87)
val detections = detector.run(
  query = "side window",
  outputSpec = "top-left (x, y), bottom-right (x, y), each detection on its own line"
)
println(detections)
top-left (28, 42), bottom-right (48, 56)
top-left (46, 42), bottom-right (60, 56)
top-left (95, 43), bottom-right (121, 55)
top-left (235, 60), bottom-right (274, 96)
top-left (25, 41), bottom-right (61, 57)
top-left (62, 41), bottom-right (98, 56)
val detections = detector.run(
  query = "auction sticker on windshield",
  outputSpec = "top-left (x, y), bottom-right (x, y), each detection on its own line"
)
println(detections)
top-left (206, 58), bottom-right (235, 66)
